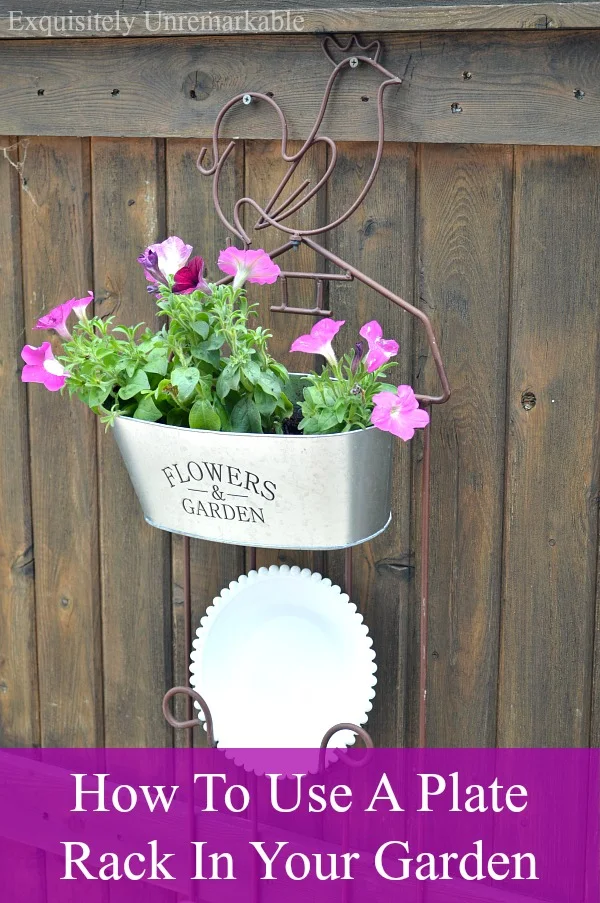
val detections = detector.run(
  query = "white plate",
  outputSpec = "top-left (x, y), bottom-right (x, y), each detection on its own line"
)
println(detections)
top-left (190, 566), bottom-right (377, 763)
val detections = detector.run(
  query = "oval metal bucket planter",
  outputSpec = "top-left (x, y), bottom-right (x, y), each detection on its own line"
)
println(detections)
top-left (113, 412), bottom-right (393, 550)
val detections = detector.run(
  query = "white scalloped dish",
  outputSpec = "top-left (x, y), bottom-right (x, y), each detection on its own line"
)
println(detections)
top-left (190, 566), bottom-right (377, 758)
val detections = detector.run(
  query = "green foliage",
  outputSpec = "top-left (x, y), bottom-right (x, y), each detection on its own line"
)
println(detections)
top-left (60, 283), bottom-right (293, 434)
top-left (298, 354), bottom-right (396, 434)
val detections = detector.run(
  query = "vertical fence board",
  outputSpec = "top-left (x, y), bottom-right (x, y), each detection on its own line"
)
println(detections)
top-left (91, 138), bottom-right (172, 749)
top-left (166, 137), bottom-right (245, 747)
top-left (20, 137), bottom-right (103, 747)
top-left (325, 142), bottom-right (416, 747)
top-left (414, 144), bottom-right (512, 746)
top-left (0, 139), bottom-right (38, 748)
top-left (244, 139), bottom-right (327, 573)
top-left (0, 134), bottom-right (46, 903)
top-left (498, 146), bottom-right (600, 746)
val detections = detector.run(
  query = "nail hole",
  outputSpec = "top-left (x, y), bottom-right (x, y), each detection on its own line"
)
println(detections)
top-left (37, 88), bottom-right (45, 96)
top-left (361, 95), bottom-right (369, 102)
top-left (111, 88), bottom-right (120, 97)
top-left (463, 71), bottom-right (472, 80)
top-left (127, 199), bottom-right (135, 206)
top-left (189, 89), bottom-right (197, 99)
top-left (521, 391), bottom-right (536, 411)
top-left (574, 88), bottom-right (585, 100)
top-left (432, 650), bottom-right (439, 660)
top-left (451, 102), bottom-right (463, 114)
top-left (266, 91), bottom-right (274, 98)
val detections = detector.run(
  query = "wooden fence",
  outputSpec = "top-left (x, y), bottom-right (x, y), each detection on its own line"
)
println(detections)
top-left (1, 15), bottom-right (600, 755)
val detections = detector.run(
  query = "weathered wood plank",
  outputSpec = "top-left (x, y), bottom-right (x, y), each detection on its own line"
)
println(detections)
top-left (414, 144), bottom-right (512, 746)
top-left (20, 137), bottom-right (103, 747)
top-left (498, 146), bottom-right (600, 747)
top-left (91, 138), bottom-right (173, 748)
top-left (323, 142), bottom-right (416, 747)
top-left (1, 2), bottom-right (600, 37)
top-left (0, 138), bottom-right (38, 748)
top-left (0, 129), bottom-right (46, 903)
top-left (166, 137), bottom-right (246, 747)
top-left (244, 139), bottom-right (327, 573)
top-left (2, 32), bottom-right (600, 145)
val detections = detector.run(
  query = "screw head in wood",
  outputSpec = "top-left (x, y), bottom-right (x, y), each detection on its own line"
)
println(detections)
top-left (242, 93), bottom-right (253, 105)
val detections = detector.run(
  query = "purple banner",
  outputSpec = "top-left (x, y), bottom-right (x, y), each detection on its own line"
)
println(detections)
top-left (0, 748), bottom-right (597, 901)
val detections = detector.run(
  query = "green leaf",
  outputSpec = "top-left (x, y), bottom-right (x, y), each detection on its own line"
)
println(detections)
top-left (189, 399), bottom-right (221, 431)
top-left (257, 370), bottom-right (283, 398)
top-left (253, 385), bottom-right (277, 416)
top-left (231, 396), bottom-right (262, 433)
top-left (166, 408), bottom-right (187, 426)
top-left (171, 366), bottom-right (200, 403)
top-left (118, 369), bottom-right (151, 400)
top-left (216, 363), bottom-right (240, 400)
top-left (242, 360), bottom-right (262, 385)
top-left (144, 350), bottom-right (169, 376)
top-left (269, 362), bottom-right (289, 383)
top-left (191, 319), bottom-right (210, 339)
top-left (133, 395), bottom-right (163, 422)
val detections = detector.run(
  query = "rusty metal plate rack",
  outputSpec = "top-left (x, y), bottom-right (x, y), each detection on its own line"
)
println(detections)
top-left (160, 34), bottom-right (450, 903)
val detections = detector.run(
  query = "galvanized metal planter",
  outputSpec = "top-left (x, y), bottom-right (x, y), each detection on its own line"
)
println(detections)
top-left (113, 412), bottom-right (393, 550)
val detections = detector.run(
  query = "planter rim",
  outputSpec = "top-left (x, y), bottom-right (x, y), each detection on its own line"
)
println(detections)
top-left (114, 413), bottom-right (379, 441)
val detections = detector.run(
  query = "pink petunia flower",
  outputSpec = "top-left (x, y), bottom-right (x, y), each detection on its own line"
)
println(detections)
top-left (359, 320), bottom-right (399, 373)
top-left (34, 292), bottom-right (94, 340)
top-left (172, 256), bottom-right (212, 295)
top-left (371, 385), bottom-right (429, 441)
top-left (290, 318), bottom-right (345, 368)
top-left (21, 342), bottom-right (67, 392)
top-left (69, 291), bottom-right (94, 321)
top-left (139, 236), bottom-right (193, 287)
top-left (217, 247), bottom-right (280, 290)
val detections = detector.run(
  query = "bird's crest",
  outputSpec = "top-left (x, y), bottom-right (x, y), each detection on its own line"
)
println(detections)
top-left (322, 34), bottom-right (382, 67)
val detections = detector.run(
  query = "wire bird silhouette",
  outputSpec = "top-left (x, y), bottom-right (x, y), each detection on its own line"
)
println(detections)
top-left (196, 36), bottom-right (404, 247)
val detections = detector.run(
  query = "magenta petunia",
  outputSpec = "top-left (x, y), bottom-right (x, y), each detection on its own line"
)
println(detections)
top-left (290, 318), bottom-right (345, 367)
top-left (68, 291), bottom-right (94, 321)
top-left (21, 342), bottom-right (67, 392)
top-left (34, 292), bottom-right (94, 339)
top-left (34, 302), bottom-right (73, 340)
top-left (371, 385), bottom-right (429, 441)
top-left (218, 247), bottom-right (280, 290)
top-left (172, 256), bottom-right (212, 295)
top-left (359, 320), bottom-right (399, 373)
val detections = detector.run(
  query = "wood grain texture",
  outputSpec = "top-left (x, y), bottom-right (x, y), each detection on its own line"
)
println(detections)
top-left (166, 137), bottom-right (245, 748)
top-left (91, 138), bottom-right (173, 749)
top-left (0, 135), bottom-right (46, 903)
top-left (324, 142), bottom-right (416, 747)
top-left (1, 2), bottom-right (599, 36)
top-left (20, 137), bottom-right (103, 747)
top-left (3, 31), bottom-right (600, 145)
top-left (0, 138), bottom-right (38, 747)
top-left (414, 144), bottom-right (512, 746)
top-left (497, 146), bottom-right (600, 747)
